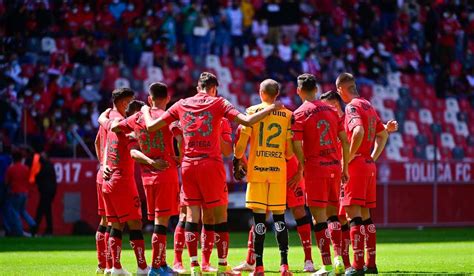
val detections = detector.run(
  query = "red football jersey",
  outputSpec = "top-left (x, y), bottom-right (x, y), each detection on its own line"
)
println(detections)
top-left (161, 93), bottom-right (240, 161)
top-left (103, 110), bottom-right (137, 179)
top-left (117, 108), bottom-right (177, 184)
top-left (344, 97), bottom-right (385, 158)
top-left (292, 100), bottom-right (344, 175)
top-left (5, 163), bottom-right (30, 194)
top-left (96, 125), bottom-right (107, 184)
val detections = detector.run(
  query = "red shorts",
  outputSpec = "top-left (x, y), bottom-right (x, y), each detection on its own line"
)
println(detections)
top-left (286, 156), bottom-right (305, 208)
top-left (97, 182), bottom-right (106, 216)
top-left (341, 157), bottom-right (377, 209)
top-left (103, 177), bottom-right (142, 223)
top-left (305, 167), bottom-right (341, 208)
top-left (287, 180), bottom-right (305, 208)
top-left (181, 158), bottom-right (228, 209)
top-left (144, 180), bottom-right (179, 220)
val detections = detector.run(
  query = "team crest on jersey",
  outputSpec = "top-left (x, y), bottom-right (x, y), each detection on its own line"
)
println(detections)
top-left (347, 105), bottom-right (357, 114)
top-left (367, 224), bottom-right (376, 233)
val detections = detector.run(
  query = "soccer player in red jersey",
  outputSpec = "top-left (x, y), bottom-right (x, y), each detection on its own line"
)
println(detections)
top-left (171, 117), bottom-right (234, 274)
top-left (336, 73), bottom-right (389, 276)
top-left (109, 83), bottom-right (180, 275)
top-left (289, 74), bottom-right (350, 275)
top-left (142, 72), bottom-right (280, 275)
top-left (320, 90), bottom-right (398, 271)
top-left (94, 121), bottom-right (112, 274)
top-left (98, 88), bottom-right (149, 276)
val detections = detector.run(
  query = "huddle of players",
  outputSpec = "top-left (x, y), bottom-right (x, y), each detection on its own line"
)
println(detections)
top-left (94, 71), bottom-right (393, 276)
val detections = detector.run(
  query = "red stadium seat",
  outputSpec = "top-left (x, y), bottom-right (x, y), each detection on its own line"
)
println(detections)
top-left (440, 147), bottom-right (452, 159)
top-left (322, 83), bottom-right (335, 94)
top-left (232, 69), bottom-right (245, 83)
top-left (229, 82), bottom-right (244, 95)
top-left (454, 135), bottom-right (467, 149)
top-left (403, 135), bottom-right (416, 147)
top-left (384, 99), bottom-right (397, 109)
top-left (459, 99), bottom-right (471, 110)
top-left (400, 147), bottom-right (414, 159)
top-left (442, 123), bottom-right (455, 134)
top-left (400, 74), bottom-right (412, 85)
top-left (418, 123), bottom-right (431, 135)
top-left (465, 146), bottom-right (474, 159)
top-left (406, 109), bottom-right (418, 121)
top-left (358, 84), bottom-right (373, 99)
top-left (237, 93), bottom-right (250, 107)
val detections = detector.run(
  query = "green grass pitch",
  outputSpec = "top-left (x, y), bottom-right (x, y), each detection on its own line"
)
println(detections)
top-left (0, 228), bottom-right (473, 275)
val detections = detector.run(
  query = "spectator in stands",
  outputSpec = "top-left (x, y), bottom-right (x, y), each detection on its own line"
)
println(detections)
top-left (278, 36), bottom-right (292, 62)
top-left (5, 150), bottom-right (37, 236)
top-left (265, 48), bottom-right (286, 82)
top-left (291, 35), bottom-right (310, 60)
top-left (244, 48), bottom-right (266, 81)
top-left (227, 1), bottom-right (244, 57)
top-left (287, 51), bottom-right (303, 81)
top-left (32, 152), bottom-right (57, 236)
top-left (0, 147), bottom-right (14, 236)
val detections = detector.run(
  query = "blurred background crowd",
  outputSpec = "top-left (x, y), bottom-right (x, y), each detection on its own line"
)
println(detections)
top-left (0, 0), bottom-right (473, 158)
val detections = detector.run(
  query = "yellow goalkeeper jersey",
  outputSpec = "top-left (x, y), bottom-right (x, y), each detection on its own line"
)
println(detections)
top-left (241, 103), bottom-right (293, 183)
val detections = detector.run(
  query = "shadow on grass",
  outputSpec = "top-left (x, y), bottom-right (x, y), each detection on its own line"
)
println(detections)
top-left (0, 228), bottom-right (473, 252)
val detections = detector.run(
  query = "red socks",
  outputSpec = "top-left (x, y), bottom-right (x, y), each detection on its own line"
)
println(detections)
top-left (96, 225), bottom-right (107, 269)
top-left (185, 222), bottom-right (200, 267)
top-left (314, 222), bottom-right (332, 265)
top-left (341, 223), bottom-right (351, 268)
top-left (349, 217), bottom-right (366, 270)
top-left (130, 230), bottom-right (148, 270)
top-left (327, 216), bottom-right (342, 257)
top-left (215, 223), bottom-right (230, 266)
top-left (295, 216), bottom-right (313, 262)
top-left (174, 221), bottom-right (185, 264)
top-left (201, 224), bottom-right (215, 265)
top-left (151, 225), bottom-right (166, 268)
top-left (364, 218), bottom-right (377, 268)
top-left (105, 226), bottom-right (113, 269)
top-left (151, 225), bottom-right (168, 269)
top-left (109, 229), bottom-right (123, 269)
top-left (246, 226), bottom-right (255, 265)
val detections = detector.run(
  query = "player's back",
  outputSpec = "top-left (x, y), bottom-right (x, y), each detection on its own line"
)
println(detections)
top-left (172, 93), bottom-right (236, 160)
top-left (104, 110), bottom-right (135, 178)
top-left (293, 100), bottom-right (342, 174)
top-left (344, 97), bottom-right (384, 158)
top-left (243, 103), bottom-right (292, 183)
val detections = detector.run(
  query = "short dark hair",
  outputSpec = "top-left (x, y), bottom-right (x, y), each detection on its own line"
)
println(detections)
top-left (335, 72), bottom-right (355, 87)
top-left (297, 73), bottom-right (318, 92)
top-left (320, 90), bottom-right (343, 102)
top-left (260, 79), bottom-right (280, 98)
top-left (125, 100), bottom-right (146, 117)
top-left (12, 150), bottom-right (23, 162)
top-left (149, 82), bottom-right (168, 99)
top-left (198, 72), bottom-right (219, 89)
top-left (112, 87), bottom-right (134, 104)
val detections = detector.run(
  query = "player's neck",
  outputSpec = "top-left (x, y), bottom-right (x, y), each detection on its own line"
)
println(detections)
top-left (262, 100), bottom-right (274, 105)
top-left (151, 102), bottom-right (166, 110)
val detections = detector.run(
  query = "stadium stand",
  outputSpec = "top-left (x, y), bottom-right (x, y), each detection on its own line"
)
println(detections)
top-left (0, 0), bottom-right (473, 162)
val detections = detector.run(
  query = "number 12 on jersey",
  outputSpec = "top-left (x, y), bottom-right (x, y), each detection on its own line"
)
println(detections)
top-left (258, 122), bottom-right (282, 148)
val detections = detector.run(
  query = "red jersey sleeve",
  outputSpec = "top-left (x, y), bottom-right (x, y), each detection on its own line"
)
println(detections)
top-left (117, 113), bottom-right (138, 133)
top-left (127, 137), bottom-right (139, 151)
top-left (221, 98), bottom-right (240, 121)
top-left (220, 118), bottom-right (233, 144)
top-left (345, 104), bottom-right (363, 132)
top-left (375, 113), bottom-right (385, 133)
top-left (291, 111), bottom-right (304, 141)
top-left (161, 101), bottom-right (181, 125)
top-left (169, 121), bottom-right (183, 137)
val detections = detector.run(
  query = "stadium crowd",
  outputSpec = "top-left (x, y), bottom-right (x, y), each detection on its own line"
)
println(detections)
top-left (0, 0), bottom-right (473, 157)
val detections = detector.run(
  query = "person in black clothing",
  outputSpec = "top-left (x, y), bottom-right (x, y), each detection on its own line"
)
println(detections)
top-left (34, 153), bottom-right (57, 236)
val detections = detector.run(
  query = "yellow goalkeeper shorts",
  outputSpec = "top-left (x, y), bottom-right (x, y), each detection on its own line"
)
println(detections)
top-left (246, 181), bottom-right (287, 211)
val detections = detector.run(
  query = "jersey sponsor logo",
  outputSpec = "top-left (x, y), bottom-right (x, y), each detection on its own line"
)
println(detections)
top-left (188, 140), bottom-right (211, 148)
top-left (319, 148), bottom-right (337, 157)
top-left (254, 166), bottom-right (280, 172)
top-left (254, 223), bottom-right (266, 235)
top-left (274, 221), bottom-right (286, 232)
top-left (319, 160), bottom-right (340, 166)
top-left (270, 110), bottom-right (288, 117)
top-left (255, 150), bottom-right (283, 158)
